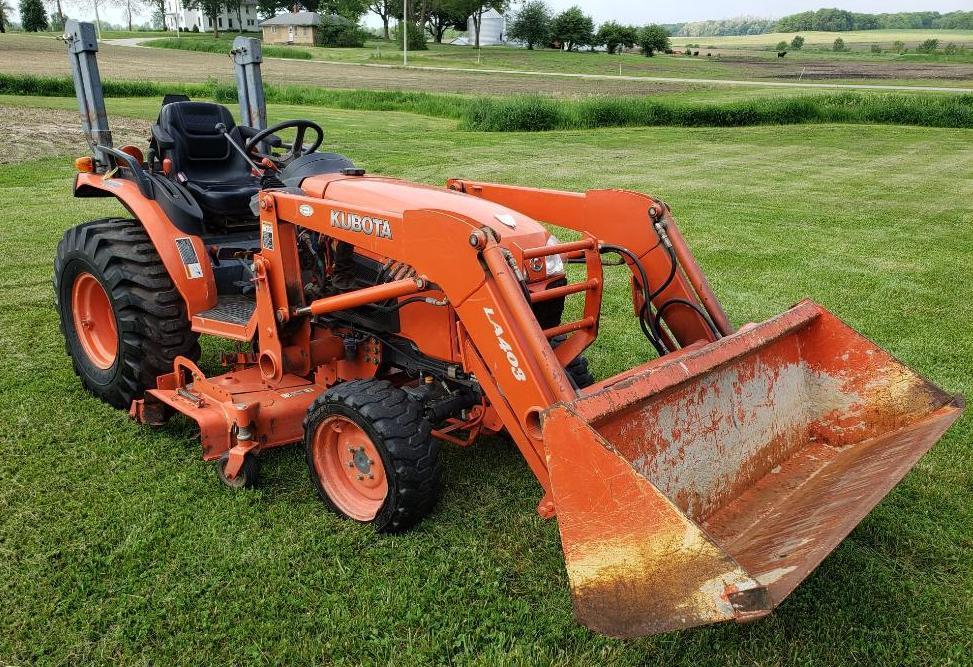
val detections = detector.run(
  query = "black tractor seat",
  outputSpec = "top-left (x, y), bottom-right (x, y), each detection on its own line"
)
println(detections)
top-left (152, 101), bottom-right (260, 225)
top-left (150, 99), bottom-right (358, 229)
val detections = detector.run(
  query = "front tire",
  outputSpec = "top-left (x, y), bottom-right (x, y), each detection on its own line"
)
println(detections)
top-left (54, 218), bottom-right (200, 409)
top-left (304, 379), bottom-right (440, 532)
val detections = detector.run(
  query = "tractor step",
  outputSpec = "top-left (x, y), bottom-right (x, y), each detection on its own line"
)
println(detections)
top-left (192, 295), bottom-right (256, 340)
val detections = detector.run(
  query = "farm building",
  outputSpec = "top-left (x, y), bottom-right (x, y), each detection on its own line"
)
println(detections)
top-left (452, 8), bottom-right (507, 46)
top-left (260, 11), bottom-right (323, 45)
top-left (163, 0), bottom-right (259, 32)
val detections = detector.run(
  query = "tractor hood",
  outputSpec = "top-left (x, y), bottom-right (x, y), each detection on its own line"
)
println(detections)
top-left (303, 175), bottom-right (551, 243)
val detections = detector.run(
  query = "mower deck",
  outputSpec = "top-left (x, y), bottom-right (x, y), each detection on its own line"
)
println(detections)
top-left (141, 360), bottom-right (320, 461)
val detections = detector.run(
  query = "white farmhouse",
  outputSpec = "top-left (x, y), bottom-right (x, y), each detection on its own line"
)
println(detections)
top-left (163, 0), bottom-right (260, 33)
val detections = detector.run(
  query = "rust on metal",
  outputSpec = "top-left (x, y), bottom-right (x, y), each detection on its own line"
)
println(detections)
top-left (543, 300), bottom-right (962, 636)
top-left (545, 404), bottom-right (768, 637)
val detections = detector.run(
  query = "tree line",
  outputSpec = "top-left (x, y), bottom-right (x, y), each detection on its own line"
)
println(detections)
top-left (657, 9), bottom-right (973, 38)
top-left (774, 9), bottom-right (973, 33)
top-left (668, 17), bottom-right (776, 38)
top-left (507, 2), bottom-right (670, 55)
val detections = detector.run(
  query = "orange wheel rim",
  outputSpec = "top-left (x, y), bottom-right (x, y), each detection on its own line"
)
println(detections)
top-left (71, 272), bottom-right (118, 369)
top-left (313, 415), bottom-right (389, 521)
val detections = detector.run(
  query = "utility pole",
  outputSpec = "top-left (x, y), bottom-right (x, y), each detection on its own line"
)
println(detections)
top-left (402, 0), bottom-right (408, 66)
top-left (92, 0), bottom-right (102, 39)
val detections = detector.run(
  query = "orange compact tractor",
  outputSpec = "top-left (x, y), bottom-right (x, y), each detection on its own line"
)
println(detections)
top-left (56, 22), bottom-right (962, 636)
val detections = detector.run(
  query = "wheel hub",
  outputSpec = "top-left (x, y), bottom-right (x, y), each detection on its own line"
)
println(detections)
top-left (313, 416), bottom-right (388, 521)
top-left (350, 447), bottom-right (373, 476)
top-left (71, 272), bottom-right (118, 369)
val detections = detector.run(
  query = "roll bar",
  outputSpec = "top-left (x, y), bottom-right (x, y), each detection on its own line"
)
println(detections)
top-left (230, 36), bottom-right (267, 132)
top-left (63, 20), bottom-right (113, 169)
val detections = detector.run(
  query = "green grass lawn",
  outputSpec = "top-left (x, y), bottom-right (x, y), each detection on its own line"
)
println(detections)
top-left (1, 96), bottom-right (971, 665)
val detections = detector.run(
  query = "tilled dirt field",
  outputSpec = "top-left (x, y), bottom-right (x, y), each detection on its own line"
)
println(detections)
top-left (720, 55), bottom-right (973, 81)
top-left (0, 35), bottom-right (695, 96)
top-left (0, 105), bottom-right (150, 164)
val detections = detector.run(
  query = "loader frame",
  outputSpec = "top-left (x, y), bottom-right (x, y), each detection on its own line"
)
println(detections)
top-left (133, 173), bottom-right (733, 515)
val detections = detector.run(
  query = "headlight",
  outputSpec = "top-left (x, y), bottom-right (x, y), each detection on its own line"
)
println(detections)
top-left (545, 236), bottom-right (565, 275)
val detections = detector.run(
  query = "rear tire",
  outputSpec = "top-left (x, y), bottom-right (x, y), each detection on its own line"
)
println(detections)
top-left (551, 335), bottom-right (595, 389)
top-left (54, 218), bottom-right (200, 409)
top-left (565, 353), bottom-right (595, 389)
top-left (304, 379), bottom-right (440, 532)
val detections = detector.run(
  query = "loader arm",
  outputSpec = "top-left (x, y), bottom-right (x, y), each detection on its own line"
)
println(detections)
top-left (260, 182), bottom-right (733, 512)
top-left (447, 179), bottom-right (732, 347)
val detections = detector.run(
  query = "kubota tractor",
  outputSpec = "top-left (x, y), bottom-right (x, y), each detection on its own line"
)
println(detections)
top-left (54, 22), bottom-right (963, 636)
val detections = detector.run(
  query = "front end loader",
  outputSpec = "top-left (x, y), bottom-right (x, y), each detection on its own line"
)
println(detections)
top-left (54, 21), bottom-right (962, 637)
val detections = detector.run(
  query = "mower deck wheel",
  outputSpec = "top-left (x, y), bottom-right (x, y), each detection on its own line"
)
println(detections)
top-left (217, 451), bottom-right (260, 490)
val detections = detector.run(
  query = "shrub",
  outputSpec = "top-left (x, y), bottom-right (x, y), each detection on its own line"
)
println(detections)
top-left (191, 24), bottom-right (199, 32)
top-left (391, 22), bottom-right (428, 50)
top-left (463, 97), bottom-right (564, 131)
top-left (262, 45), bottom-right (313, 59)
top-left (892, 40), bottom-right (906, 53)
top-left (508, 0), bottom-right (552, 50)
top-left (775, 40), bottom-right (788, 51)
top-left (790, 35), bottom-right (804, 49)
top-left (596, 21), bottom-right (638, 55)
top-left (317, 15), bottom-right (368, 48)
top-left (870, 44), bottom-right (881, 54)
top-left (146, 38), bottom-right (312, 60)
top-left (943, 42), bottom-right (960, 55)
top-left (917, 38), bottom-right (939, 54)
top-left (637, 24), bottom-right (670, 57)
top-left (19, 0), bottom-right (48, 32)
top-left (551, 5), bottom-right (595, 52)
top-left (832, 37), bottom-right (846, 52)
top-left (460, 91), bottom-right (973, 132)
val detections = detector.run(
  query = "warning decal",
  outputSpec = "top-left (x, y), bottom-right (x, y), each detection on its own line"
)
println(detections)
top-left (175, 237), bottom-right (204, 279)
top-left (261, 222), bottom-right (275, 250)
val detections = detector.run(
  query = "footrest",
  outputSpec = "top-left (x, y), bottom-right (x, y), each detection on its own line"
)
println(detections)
top-left (192, 295), bottom-right (257, 340)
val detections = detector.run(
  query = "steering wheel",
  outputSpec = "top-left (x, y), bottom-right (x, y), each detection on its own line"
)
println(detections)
top-left (245, 119), bottom-right (324, 165)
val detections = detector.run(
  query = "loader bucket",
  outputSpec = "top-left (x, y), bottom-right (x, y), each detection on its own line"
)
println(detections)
top-left (543, 300), bottom-right (962, 637)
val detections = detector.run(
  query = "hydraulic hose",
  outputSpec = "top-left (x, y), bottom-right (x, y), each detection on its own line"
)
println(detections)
top-left (649, 243), bottom-right (678, 301)
top-left (599, 244), bottom-right (668, 355)
top-left (652, 298), bottom-right (722, 342)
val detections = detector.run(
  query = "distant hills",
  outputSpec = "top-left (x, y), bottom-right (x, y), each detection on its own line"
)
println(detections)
top-left (664, 9), bottom-right (973, 38)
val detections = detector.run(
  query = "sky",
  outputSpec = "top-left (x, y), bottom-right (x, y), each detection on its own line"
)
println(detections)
top-left (30, 1), bottom-right (973, 33)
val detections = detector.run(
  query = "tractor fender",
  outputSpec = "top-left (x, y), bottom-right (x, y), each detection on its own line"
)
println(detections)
top-left (74, 172), bottom-right (217, 315)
